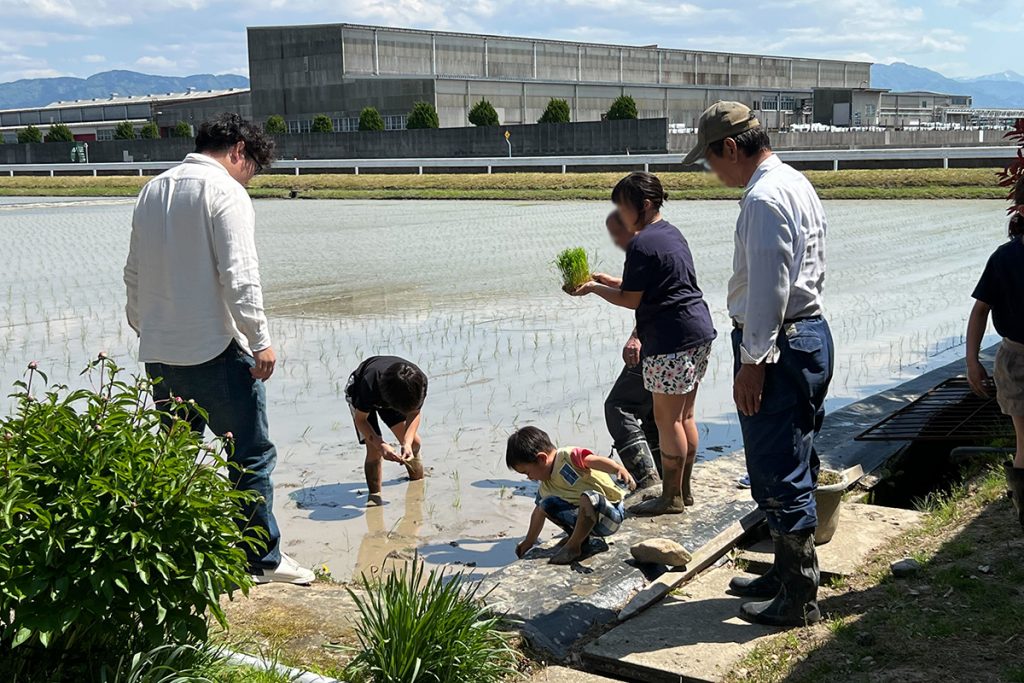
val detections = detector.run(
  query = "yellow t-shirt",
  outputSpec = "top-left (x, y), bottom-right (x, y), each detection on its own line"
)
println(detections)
top-left (538, 447), bottom-right (624, 505)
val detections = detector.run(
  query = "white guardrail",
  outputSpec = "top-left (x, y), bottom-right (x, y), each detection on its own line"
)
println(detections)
top-left (0, 146), bottom-right (1016, 176)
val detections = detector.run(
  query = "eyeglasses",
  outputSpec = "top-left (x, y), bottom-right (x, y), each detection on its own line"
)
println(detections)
top-left (247, 155), bottom-right (264, 175)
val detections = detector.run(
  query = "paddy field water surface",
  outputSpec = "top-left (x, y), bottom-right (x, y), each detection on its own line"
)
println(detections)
top-left (0, 197), bottom-right (1005, 580)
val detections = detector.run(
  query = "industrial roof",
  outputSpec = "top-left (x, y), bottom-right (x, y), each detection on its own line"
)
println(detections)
top-left (0, 87), bottom-right (249, 115)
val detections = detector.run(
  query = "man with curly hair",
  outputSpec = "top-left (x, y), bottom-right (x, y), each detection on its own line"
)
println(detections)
top-left (124, 113), bottom-right (314, 585)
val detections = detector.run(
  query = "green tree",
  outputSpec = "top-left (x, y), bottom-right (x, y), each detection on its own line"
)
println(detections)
top-left (468, 99), bottom-right (499, 126)
top-left (358, 107), bottom-right (384, 132)
top-left (140, 121), bottom-right (160, 139)
top-left (113, 121), bottom-right (136, 140)
top-left (607, 95), bottom-right (638, 121)
top-left (538, 98), bottom-right (571, 124)
top-left (265, 114), bottom-right (286, 135)
top-left (43, 123), bottom-right (74, 143)
top-left (406, 101), bottom-right (440, 130)
top-left (171, 121), bottom-right (192, 138)
top-left (17, 125), bottom-right (42, 144)
top-left (311, 114), bottom-right (333, 133)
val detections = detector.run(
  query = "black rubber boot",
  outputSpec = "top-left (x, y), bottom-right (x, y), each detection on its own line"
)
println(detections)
top-left (618, 440), bottom-right (661, 492)
top-left (729, 530), bottom-right (783, 598)
top-left (740, 530), bottom-right (821, 627)
top-left (682, 456), bottom-right (696, 507)
top-left (1004, 462), bottom-right (1024, 530)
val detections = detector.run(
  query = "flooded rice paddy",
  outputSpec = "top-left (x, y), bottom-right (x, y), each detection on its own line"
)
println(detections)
top-left (0, 197), bottom-right (1005, 580)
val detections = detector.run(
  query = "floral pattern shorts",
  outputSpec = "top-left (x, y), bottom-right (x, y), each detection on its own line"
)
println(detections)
top-left (642, 342), bottom-right (713, 395)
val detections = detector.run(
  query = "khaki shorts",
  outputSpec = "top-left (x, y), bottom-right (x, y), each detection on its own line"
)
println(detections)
top-left (995, 338), bottom-right (1024, 417)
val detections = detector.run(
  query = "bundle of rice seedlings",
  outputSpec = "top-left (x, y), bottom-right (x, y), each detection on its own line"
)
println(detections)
top-left (556, 247), bottom-right (591, 293)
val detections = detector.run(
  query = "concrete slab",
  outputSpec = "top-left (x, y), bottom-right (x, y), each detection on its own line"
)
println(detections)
top-left (481, 453), bottom-right (757, 662)
top-left (583, 566), bottom-right (781, 683)
top-left (736, 503), bottom-right (924, 579)
top-left (528, 666), bottom-right (621, 682)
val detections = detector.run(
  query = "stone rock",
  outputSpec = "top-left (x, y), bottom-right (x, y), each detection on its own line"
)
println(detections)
top-left (855, 631), bottom-right (876, 647)
top-left (630, 538), bottom-right (692, 567)
top-left (891, 558), bottom-right (921, 578)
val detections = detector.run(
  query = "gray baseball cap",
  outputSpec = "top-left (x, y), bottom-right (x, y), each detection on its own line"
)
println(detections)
top-left (682, 101), bottom-right (761, 166)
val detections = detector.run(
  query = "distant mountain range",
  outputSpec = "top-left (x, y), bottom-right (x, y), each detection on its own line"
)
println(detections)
top-left (871, 63), bottom-right (1024, 108)
top-left (0, 70), bottom-right (250, 110)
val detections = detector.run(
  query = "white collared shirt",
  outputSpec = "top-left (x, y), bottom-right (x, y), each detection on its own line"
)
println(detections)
top-left (124, 153), bottom-right (271, 365)
top-left (728, 154), bottom-right (827, 364)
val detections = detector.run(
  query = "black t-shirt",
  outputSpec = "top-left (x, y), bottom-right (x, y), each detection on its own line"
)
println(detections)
top-left (346, 355), bottom-right (412, 413)
top-left (973, 236), bottom-right (1024, 345)
top-left (621, 220), bottom-right (717, 358)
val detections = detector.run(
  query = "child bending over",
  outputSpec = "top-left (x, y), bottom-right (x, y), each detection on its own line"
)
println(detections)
top-left (507, 426), bottom-right (635, 565)
top-left (346, 356), bottom-right (427, 506)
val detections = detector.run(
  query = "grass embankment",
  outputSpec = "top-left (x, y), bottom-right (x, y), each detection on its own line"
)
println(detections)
top-left (724, 466), bottom-right (1024, 683)
top-left (0, 168), bottom-right (1006, 201)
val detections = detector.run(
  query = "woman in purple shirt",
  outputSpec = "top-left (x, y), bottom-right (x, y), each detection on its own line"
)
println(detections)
top-left (572, 172), bottom-right (717, 515)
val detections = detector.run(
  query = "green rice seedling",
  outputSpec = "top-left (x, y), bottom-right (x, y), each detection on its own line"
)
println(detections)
top-left (344, 557), bottom-right (520, 683)
top-left (555, 246), bottom-right (591, 293)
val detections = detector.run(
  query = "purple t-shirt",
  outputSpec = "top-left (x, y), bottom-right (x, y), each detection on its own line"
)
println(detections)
top-left (621, 219), bottom-right (717, 358)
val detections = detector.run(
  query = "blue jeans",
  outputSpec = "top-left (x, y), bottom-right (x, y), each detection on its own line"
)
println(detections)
top-left (732, 317), bottom-right (834, 535)
top-left (146, 341), bottom-right (281, 570)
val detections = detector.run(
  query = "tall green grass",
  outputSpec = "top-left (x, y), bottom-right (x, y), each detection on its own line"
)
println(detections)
top-left (556, 247), bottom-right (591, 292)
top-left (344, 559), bottom-right (519, 683)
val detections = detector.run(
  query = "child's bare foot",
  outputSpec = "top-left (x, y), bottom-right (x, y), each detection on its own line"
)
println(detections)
top-left (404, 457), bottom-right (424, 481)
top-left (549, 544), bottom-right (583, 565)
top-left (367, 493), bottom-right (384, 507)
top-left (629, 493), bottom-right (686, 516)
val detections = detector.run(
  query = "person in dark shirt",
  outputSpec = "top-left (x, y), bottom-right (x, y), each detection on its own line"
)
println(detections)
top-left (572, 172), bottom-right (717, 516)
top-left (601, 211), bottom-right (662, 492)
top-left (967, 176), bottom-right (1024, 529)
top-left (345, 356), bottom-right (428, 506)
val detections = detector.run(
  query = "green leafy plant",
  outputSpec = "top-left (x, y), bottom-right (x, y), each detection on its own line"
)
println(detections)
top-left (0, 358), bottom-right (257, 681)
top-left (311, 114), bottom-right (333, 133)
top-left (358, 107), bottom-right (384, 132)
top-left (140, 122), bottom-right (160, 140)
top-left (344, 558), bottom-right (519, 683)
top-left (607, 95), bottom-right (638, 121)
top-left (406, 101), bottom-right (440, 130)
top-left (468, 99), bottom-right (499, 126)
top-left (556, 246), bottom-right (592, 293)
top-left (538, 98), bottom-right (570, 124)
top-left (114, 121), bottom-right (137, 140)
top-left (264, 115), bottom-right (286, 135)
top-left (171, 121), bottom-right (192, 138)
top-left (17, 125), bottom-right (43, 144)
top-left (44, 123), bottom-right (75, 143)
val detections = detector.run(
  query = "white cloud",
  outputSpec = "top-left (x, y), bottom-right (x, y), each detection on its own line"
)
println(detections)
top-left (135, 55), bottom-right (177, 70)
top-left (82, 54), bottom-right (106, 63)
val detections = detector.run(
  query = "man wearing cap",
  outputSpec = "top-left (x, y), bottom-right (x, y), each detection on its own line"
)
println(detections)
top-left (684, 102), bottom-right (834, 628)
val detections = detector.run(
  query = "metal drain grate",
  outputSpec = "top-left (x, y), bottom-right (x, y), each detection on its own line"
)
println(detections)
top-left (855, 377), bottom-right (1013, 442)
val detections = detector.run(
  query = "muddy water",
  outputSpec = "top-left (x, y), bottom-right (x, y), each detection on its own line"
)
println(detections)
top-left (0, 197), bottom-right (1006, 581)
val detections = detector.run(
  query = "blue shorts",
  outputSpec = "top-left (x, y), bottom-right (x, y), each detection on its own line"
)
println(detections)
top-left (538, 491), bottom-right (626, 538)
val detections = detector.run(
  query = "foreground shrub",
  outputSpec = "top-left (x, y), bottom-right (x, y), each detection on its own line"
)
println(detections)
top-left (0, 358), bottom-right (256, 680)
top-left (264, 115), bottom-right (287, 135)
top-left (345, 559), bottom-right (519, 683)
top-left (311, 114), bottom-right (333, 133)
top-left (114, 121), bottom-right (137, 140)
top-left (44, 123), bottom-right (75, 143)
top-left (17, 125), bottom-right (42, 144)
top-left (171, 121), bottom-right (193, 138)
top-left (140, 121), bottom-right (161, 139)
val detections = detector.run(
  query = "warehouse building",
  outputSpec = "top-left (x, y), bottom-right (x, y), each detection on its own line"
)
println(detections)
top-left (247, 23), bottom-right (871, 131)
top-left (0, 88), bottom-right (249, 143)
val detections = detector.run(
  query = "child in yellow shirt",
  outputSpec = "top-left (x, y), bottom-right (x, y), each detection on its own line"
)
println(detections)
top-left (507, 426), bottom-right (635, 565)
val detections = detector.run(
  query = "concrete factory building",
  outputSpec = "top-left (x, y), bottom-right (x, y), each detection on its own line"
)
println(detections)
top-left (247, 23), bottom-right (872, 131)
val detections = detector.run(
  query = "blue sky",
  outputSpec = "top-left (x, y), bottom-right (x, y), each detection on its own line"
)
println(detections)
top-left (0, 0), bottom-right (1018, 83)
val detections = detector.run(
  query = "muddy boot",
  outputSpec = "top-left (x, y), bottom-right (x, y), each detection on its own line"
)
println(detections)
top-left (629, 453), bottom-right (686, 516)
top-left (729, 530), bottom-right (783, 598)
top-left (740, 530), bottom-right (820, 627)
top-left (618, 440), bottom-right (661, 493)
top-left (1004, 462), bottom-right (1024, 530)
top-left (682, 456), bottom-right (696, 507)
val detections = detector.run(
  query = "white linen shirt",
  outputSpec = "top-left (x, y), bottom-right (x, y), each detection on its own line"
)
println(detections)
top-left (124, 153), bottom-right (271, 365)
top-left (727, 154), bottom-right (827, 365)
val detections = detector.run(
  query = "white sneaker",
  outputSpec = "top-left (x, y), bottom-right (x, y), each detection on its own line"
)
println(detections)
top-left (737, 474), bottom-right (751, 489)
top-left (251, 553), bottom-right (315, 586)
